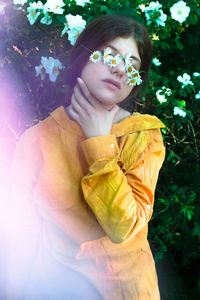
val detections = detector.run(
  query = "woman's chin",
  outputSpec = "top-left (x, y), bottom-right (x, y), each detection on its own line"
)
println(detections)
top-left (93, 93), bottom-right (119, 109)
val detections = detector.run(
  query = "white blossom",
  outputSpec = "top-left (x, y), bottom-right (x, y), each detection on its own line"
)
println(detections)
top-left (103, 47), bottom-right (113, 64)
top-left (170, 1), bottom-right (190, 23)
top-left (44, 0), bottom-right (65, 15)
top-left (30, 1), bottom-right (43, 10)
top-left (35, 56), bottom-right (63, 82)
top-left (152, 57), bottom-right (161, 66)
top-left (40, 11), bottom-right (52, 25)
top-left (67, 29), bottom-right (80, 46)
top-left (61, 23), bottom-right (69, 37)
top-left (140, 1), bottom-right (162, 11)
top-left (177, 73), bottom-right (194, 88)
top-left (125, 53), bottom-right (134, 67)
top-left (173, 106), bottom-right (187, 117)
top-left (195, 91), bottom-right (200, 99)
top-left (155, 9), bottom-right (167, 26)
top-left (139, 1), bottom-right (167, 27)
top-left (13, 0), bottom-right (27, 5)
top-left (193, 72), bottom-right (200, 77)
top-left (156, 87), bottom-right (172, 103)
top-left (126, 72), bottom-right (143, 86)
top-left (35, 65), bottom-right (46, 80)
top-left (90, 51), bottom-right (102, 63)
top-left (138, 4), bottom-right (146, 12)
top-left (65, 14), bottom-right (86, 30)
top-left (44, 57), bottom-right (63, 82)
top-left (27, 4), bottom-right (41, 25)
top-left (64, 14), bottom-right (86, 45)
top-left (75, 0), bottom-right (90, 7)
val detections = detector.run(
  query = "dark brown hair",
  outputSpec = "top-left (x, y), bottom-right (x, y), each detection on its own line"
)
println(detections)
top-left (66, 15), bottom-right (152, 112)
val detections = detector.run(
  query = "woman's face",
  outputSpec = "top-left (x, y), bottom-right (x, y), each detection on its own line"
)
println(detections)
top-left (81, 36), bottom-right (141, 110)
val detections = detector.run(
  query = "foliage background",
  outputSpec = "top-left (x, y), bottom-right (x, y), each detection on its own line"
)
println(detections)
top-left (0, 0), bottom-right (200, 299)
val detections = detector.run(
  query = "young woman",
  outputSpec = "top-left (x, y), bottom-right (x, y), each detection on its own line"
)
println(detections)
top-left (7, 15), bottom-right (165, 300)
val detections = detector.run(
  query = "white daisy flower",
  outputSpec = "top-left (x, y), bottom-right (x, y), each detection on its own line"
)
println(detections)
top-left (127, 71), bottom-right (142, 86)
top-left (126, 65), bottom-right (137, 77)
top-left (103, 48), bottom-right (113, 64)
top-left (90, 51), bottom-right (102, 63)
top-left (125, 53), bottom-right (133, 66)
top-left (107, 54), bottom-right (122, 67)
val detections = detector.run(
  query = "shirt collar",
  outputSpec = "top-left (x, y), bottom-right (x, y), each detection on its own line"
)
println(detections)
top-left (50, 106), bottom-right (165, 138)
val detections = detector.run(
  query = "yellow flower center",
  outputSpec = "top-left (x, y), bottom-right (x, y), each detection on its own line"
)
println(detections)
top-left (133, 73), bottom-right (138, 78)
top-left (127, 66), bottom-right (132, 73)
top-left (56, 5), bottom-right (59, 9)
top-left (31, 11), bottom-right (35, 17)
top-left (178, 9), bottom-right (182, 14)
top-left (93, 54), bottom-right (99, 59)
top-left (112, 59), bottom-right (116, 65)
top-left (130, 79), bottom-right (136, 84)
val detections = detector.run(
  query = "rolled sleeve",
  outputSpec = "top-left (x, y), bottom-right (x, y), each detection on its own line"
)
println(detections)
top-left (80, 135), bottom-right (119, 166)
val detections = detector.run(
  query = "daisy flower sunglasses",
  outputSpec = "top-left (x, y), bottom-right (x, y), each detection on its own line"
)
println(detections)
top-left (82, 45), bottom-right (143, 87)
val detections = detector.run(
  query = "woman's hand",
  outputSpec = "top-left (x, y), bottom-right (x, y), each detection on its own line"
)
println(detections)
top-left (68, 77), bottom-right (119, 138)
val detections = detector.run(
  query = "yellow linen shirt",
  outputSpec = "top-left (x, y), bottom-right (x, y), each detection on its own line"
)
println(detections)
top-left (11, 105), bottom-right (165, 300)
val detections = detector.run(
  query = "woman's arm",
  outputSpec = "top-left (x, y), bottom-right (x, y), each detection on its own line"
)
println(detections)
top-left (68, 77), bottom-right (165, 243)
top-left (80, 129), bottom-right (165, 243)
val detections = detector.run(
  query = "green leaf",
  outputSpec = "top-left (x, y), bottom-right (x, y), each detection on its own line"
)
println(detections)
top-left (176, 39), bottom-right (183, 50)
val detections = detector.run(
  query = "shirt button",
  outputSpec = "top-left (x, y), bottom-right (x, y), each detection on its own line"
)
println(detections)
top-left (109, 144), bottom-right (115, 148)
top-left (147, 204), bottom-right (151, 210)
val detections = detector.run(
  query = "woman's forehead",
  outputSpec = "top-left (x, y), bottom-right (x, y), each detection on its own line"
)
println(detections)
top-left (100, 37), bottom-right (141, 61)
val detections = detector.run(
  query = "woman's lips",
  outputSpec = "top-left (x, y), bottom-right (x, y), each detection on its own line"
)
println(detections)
top-left (103, 79), bottom-right (121, 90)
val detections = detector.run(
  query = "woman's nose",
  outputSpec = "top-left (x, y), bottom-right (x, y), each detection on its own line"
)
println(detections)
top-left (111, 60), bottom-right (126, 76)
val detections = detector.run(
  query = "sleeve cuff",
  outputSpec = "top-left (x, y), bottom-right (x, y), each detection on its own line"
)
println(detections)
top-left (80, 135), bottom-right (119, 165)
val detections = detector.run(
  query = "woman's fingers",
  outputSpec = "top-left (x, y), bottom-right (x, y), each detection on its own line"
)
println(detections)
top-left (69, 96), bottom-right (80, 116)
top-left (77, 77), bottom-right (100, 109)
top-left (68, 103), bottom-right (79, 121)
top-left (73, 84), bottom-right (92, 112)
